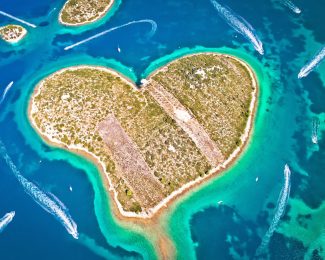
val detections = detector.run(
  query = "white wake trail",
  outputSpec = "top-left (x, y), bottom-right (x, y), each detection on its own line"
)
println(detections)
top-left (0, 11), bottom-right (37, 28)
top-left (0, 141), bottom-right (78, 239)
top-left (210, 0), bottom-right (264, 55)
top-left (312, 117), bottom-right (320, 144)
top-left (256, 164), bottom-right (291, 256)
top-left (0, 211), bottom-right (15, 233)
top-left (298, 47), bottom-right (325, 79)
top-left (283, 0), bottom-right (301, 14)
top-left (48, 8), bottom-right (57, 16)
top-left (64, 19), bottom-right (157, 51)
top-left (0, 81), bottom-right (14, 105)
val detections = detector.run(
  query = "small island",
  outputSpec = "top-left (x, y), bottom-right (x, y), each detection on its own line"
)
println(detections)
top-left (59, 0), bottom-right (114, 26)
top-left (29, 53), bottom-right (257, 218)
top-left (0, 24), bottom-right (27, 44)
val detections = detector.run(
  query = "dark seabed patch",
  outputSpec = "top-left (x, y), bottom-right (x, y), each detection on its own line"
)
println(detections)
top-left (190, 206), bottom-right (260, 259)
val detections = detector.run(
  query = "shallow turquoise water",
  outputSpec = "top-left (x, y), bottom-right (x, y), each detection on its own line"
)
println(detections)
top-left (0, 0), bottom-right (324, 259)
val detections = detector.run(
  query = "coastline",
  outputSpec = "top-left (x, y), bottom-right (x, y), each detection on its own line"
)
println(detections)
top-left (58, 0), bottom-right (115, 27)
top-left (28, 53), bottom-right (258, 221)
top-left (28, 53), bottom-right (258, 258)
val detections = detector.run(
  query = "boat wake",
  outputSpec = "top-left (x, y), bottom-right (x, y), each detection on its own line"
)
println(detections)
top-left (312, 117), bottom-right (320, 144)
top-left (64, 19), bottom-right (157, 51)
top-left (298, 47), bottom-right (325, 78)
top-left (48, 8), bottom-right (57, 16)
top-left (0, 141), bottom-right (78, 239)
top-left (255, 164), bottom-right (291, 256)
top-left (210, 0), bottom-right (264, 55)
top-left (0, 211), bottom-right (15, 233)
top-left (283, 0), bottom-right (301, 14)
top-left (0, 11), bottom-right (37, 28)
top-left (0, 81), bottom-right (14, 105)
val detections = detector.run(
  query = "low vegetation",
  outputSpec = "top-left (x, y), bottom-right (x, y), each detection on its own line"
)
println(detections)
top-left (59, 0), bottom-right (113, 26)
top-left (30, 53), bottom-right (255, 214)
top-left (0, 24), bottom-right (27, 43)
top-left (151, 54), bottom-right (254, 157)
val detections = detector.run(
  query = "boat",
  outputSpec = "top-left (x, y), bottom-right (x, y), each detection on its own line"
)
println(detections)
top-left (312, 117), bottom-right (320, 144)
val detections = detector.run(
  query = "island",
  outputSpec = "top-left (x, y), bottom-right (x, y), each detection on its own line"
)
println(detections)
top-left (59, 0), bottom-right (114, 26)
top-left (0, 24), bottom-right (27, 44)
top-left (29, 53), bottom-right (257, 218)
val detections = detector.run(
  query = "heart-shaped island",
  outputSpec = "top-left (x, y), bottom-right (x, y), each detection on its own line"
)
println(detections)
top-left (29, 53), bottom-right (257, 218)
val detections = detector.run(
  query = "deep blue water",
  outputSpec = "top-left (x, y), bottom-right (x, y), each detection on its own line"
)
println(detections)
top-left (1, 0), bottom-right (325, 259)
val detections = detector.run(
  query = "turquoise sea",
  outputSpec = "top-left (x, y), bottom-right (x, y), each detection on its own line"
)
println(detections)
top-left (0, 0), bottom-right (324, 259)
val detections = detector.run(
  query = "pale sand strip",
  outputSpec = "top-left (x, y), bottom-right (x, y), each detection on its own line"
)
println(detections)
top-left (29, 52), bottom-right (258, 220)
top-left (98, 114), bottom-right (164, 208)
top-left (147, 82), bottom-right (225, 166)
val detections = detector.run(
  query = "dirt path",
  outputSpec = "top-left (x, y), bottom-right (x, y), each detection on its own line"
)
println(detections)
top-left (147, 82), bottom-right (224, 166)
top-left (98, 114), bottom-right (164, 208)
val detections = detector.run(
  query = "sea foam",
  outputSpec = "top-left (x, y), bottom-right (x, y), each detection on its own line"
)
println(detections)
top-left (64, 19), bottom-right (157, 51)
top-left (0, 141), bottom-right (78, 239)
top-left (283, 0), bottom-right (301, 14)
top-left (0, 11), bottom-right (36, 28)
top-left (0, 211), bottom-right (15, 233)
top-left (298, 47), bottom-right (325, 79)
top-left (210, 0), bottom-right (264, 55)
top-left (0, 81), bottom-right (14, 105)
top-left (255, 164), bottom-right (291, 256)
